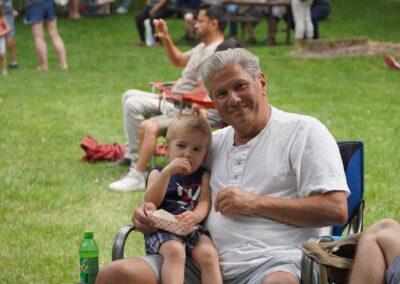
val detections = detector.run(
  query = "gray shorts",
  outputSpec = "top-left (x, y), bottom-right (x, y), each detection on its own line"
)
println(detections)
top-left (140, 254), bottom-right (300, 284)
top-left (386, 255), bottom-right (400, 284)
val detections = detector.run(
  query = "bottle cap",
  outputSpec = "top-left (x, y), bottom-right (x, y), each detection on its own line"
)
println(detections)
top-left (84, 231), bottom-right (93, 238)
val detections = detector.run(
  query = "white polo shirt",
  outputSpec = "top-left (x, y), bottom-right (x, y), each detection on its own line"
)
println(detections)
top-left (205, 106), bottom-right (350, 279)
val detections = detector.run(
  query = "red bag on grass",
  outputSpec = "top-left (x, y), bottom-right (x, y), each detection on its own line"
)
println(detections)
top-left (80, 136), bottom-right (125, 162)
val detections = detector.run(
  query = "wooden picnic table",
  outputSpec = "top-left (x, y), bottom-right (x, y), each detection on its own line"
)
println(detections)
top-left (223, 0), bottom-right (292, 45)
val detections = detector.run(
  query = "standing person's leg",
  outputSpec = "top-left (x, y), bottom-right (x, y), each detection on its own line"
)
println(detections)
top-left (304, 0), bottom-right (314, 41)
top-left (68, 0), bottom-right (81, 19)
top-left (5, 12), bottom-right (18, 67)
top-left (31, 22), bottom-right (48, 70)
top-left (227, 4), bottom-right (239, 38)
top-left (311, 3), bottom-right (330, 39)
top-left (46, 20), bottom-right (68, 69)
top-left (136, 7), bottom-right (150, 45)
top-left (291, 0), bottom-right (305, 47)
top-left (349, 219), bottom-right (400, 284)
top-left (0, 39), bottom-right (7, 75)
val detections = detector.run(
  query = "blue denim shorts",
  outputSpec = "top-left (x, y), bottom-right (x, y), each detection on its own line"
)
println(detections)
top-left (25, 0), bottom-right (57, 25)
top-left (5, 13), bottom-right (15, 36)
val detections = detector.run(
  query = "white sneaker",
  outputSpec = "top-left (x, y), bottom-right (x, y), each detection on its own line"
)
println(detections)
top-left (109, 169), bottom-right (145, 192)
top-left (116, 6), bottom-right (127, 14)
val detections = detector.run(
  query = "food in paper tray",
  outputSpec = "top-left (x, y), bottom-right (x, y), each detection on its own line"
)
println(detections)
top-left (149, 209), bottom-right (195, 236)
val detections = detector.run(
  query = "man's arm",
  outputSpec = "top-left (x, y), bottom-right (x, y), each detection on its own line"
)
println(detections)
top-left (132, 202), bottom-right (158, 234)
top-left (214, 187), bottom-right (348, 228)
top-left (153, 19), bottom-right (189, 67)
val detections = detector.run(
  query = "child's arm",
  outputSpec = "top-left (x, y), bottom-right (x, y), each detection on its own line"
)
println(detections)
top-left (0, 17), bottom-right (11, 37)
top-left (176, 171), bottom-right (212, 227)
top-left (144, 158), bottom-right (193, 207)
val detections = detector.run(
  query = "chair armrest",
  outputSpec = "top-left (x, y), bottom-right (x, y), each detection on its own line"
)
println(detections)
top-left (348, 201), bottom-right (364, 235)
top-left (300, 236), bottom-right (333, 284)
top-left (112, 224), bottom-right (138, 261)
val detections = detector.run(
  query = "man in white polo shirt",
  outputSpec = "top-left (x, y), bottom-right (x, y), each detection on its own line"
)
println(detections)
top-left (97, 48), bottom-right (349, 284)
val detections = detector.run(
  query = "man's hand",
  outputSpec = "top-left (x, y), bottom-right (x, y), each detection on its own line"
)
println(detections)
top-left (215, 187), bottom-right (257, 216)
top-left (132, 202), bottom-right (157, 234)
top-left (163, 157), bottom-right (192, 175)
top-left (153, 19), bottom-right (169, 40)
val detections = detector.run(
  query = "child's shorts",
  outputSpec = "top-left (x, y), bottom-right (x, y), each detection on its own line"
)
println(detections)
top-left (25, 0), bottom-right (57, 25)
top-left (0, 37), bottom-right (5, 55)
top-left (146, 226), bottom-right (208, 256)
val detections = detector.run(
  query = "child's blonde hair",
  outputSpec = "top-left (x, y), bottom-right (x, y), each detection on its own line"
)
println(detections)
top-left (166, 114), bottom-right (212, 150)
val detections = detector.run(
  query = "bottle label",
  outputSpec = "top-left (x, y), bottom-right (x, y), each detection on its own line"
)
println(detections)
top-left (80, 257), bottom-right (98, 284)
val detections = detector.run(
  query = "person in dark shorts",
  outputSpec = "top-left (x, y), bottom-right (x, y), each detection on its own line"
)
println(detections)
top-left (25, 0), bottom-right (67, 70)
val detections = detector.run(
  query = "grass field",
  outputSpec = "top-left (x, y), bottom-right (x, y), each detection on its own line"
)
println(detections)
top-left (1, 0), bottom-right (399, 282)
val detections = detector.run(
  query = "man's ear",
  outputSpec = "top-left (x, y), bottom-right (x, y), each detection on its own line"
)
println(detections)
top-left (259, 72), bottom-right (267, 96)
top-left (210, 19), bottom-right (219, 31)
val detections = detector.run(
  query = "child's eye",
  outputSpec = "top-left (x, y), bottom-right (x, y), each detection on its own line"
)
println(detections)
top-left (177, 143), bottom-right (185, 148)
top-left (215, 91), bottom-right (227, 99)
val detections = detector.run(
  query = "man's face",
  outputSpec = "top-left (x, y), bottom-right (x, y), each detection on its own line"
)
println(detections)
top-left (210, 63), bottom-right (267, 139)
top-left (194, 10), bottom-right (213, 40)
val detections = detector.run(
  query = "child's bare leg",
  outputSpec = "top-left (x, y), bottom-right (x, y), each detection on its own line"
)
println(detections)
top-left (159, 240), bottom-right (186, 284)
top-left (1, 55), bottom-right (7, 75)
top-left (46, 20), bottom-right (68, 70)
top-left (31, 22), bottom-right (48, 70)
top-left (192, 235), bottom-right (223, 284)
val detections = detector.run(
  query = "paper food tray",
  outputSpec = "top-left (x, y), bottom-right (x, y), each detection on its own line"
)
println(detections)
top-left (149, 210), bottom-right (194, 236)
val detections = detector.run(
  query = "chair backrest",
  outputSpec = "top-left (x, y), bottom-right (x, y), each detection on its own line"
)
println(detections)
top-left (332, 141), bottom-right (365, 236)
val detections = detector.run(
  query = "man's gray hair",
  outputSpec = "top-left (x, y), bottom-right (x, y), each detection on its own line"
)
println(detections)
top-left (201, 48), bottom-right (261, 95)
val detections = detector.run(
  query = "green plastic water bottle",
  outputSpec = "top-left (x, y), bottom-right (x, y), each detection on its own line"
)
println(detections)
top-left (79, 231), bottom-right (99, 284)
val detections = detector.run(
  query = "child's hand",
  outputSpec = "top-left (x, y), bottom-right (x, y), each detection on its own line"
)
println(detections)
top-left (163, 157), bottom-right (192, 175)
top-left (176, 211), bottom-right (201, 229)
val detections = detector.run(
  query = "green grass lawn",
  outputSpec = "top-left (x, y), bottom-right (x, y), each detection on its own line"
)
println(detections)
top-left (1, 0), bottom-right (399, 282)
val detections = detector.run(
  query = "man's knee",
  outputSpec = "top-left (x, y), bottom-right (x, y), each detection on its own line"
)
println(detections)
top-left (96, 258), bottom-right (158, 284)
top-left (140, 120), bottom-right (160, 137)
top-left (261, 271), bottom-right (299, 284)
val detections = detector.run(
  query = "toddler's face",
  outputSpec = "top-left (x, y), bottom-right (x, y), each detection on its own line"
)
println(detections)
top-left (168, 130), bottom-right (209, 174)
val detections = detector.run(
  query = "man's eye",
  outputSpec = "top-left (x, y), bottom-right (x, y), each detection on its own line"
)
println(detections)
top-left (235, 83), bottom-right (247, 91)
